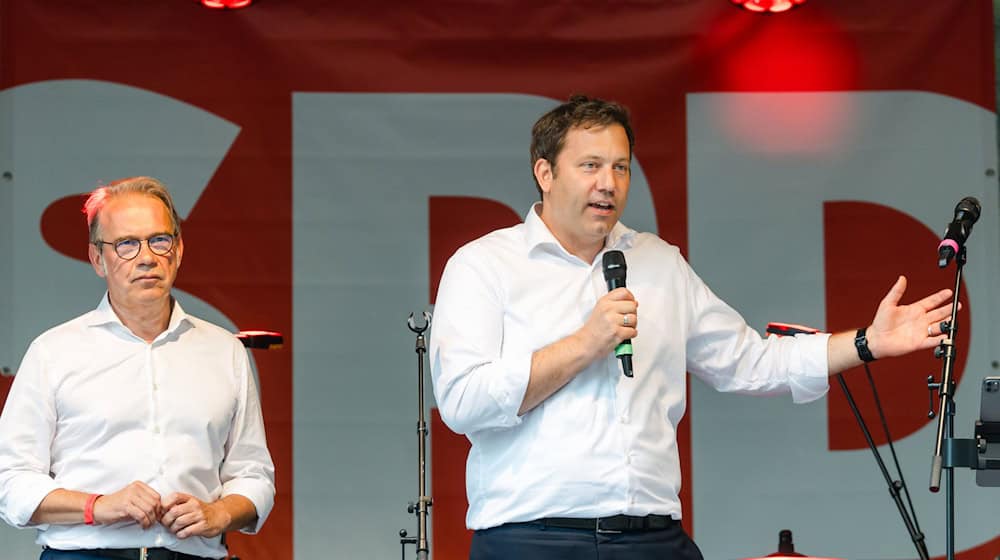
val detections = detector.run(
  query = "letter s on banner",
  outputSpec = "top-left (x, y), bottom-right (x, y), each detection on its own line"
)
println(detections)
top-left (0, 79), bottom-right (240, 558)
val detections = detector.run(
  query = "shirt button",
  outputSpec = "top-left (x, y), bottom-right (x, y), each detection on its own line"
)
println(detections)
top-left (625, 456), bottom-right (631, 465)
top-left (619, 415), bottom-right (628, 424)
top-left (153, 426), bottom-right (160, 434)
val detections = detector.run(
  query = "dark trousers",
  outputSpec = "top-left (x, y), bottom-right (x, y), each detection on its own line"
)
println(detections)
top-left (40, 549), bottom-right (214, 560)
top-left (470, 522), bottom-right (705, 560)
top-left (41, 551), bottom-right (114, 560)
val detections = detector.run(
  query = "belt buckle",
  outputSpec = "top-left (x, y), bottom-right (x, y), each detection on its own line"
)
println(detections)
top-left (139, 547), bottom-right (148, 560)
top-left (595, 517), bottom-right (622, 534)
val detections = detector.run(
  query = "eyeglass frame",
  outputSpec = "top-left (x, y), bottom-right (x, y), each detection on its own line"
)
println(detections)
top-left (93, 232), bottom-right (179, 261)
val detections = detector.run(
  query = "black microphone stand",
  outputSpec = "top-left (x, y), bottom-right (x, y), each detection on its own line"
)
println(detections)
top-left (232, 330), bottom-right (285, 560)
top-left (835, 371), bottom-right (929, 560)
top-left (928, 246), bottom-right (966, 560)
top-left (765, 323), bottom-right (927, 558)
top-left (399, 312), bottom-right (432, 560)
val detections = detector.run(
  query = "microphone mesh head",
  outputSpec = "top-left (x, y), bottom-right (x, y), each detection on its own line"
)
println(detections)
top-left (602, 250), bottom-right (627, 282)
top-left (957, 196), bottom-right (981, 223)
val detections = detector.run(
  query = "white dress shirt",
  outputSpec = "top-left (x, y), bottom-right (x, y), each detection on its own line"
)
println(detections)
top-left (0, 295), bottom-right (275, 558)
top-left (429, 204), bottom-right (830, 530)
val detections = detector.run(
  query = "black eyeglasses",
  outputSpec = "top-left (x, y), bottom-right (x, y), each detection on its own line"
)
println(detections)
top-left (95, 234), bottom-right (176, 261)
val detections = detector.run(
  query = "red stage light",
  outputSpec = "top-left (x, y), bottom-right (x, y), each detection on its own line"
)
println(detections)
top-left (731, 0), bottom-right (807, 13)
top-left (199, 0), bottom-right (253, 8)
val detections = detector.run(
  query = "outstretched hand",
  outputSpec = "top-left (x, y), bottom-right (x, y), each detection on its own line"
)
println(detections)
top-left (867, 276), bottom-right (957, 360)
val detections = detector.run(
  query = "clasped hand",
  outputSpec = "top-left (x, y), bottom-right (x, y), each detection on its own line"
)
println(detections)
top-left (92, 481), bottom-right (229, 538)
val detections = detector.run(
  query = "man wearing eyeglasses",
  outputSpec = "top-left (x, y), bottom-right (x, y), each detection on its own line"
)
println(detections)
top-left (0, 177), bottom-right (275, 560)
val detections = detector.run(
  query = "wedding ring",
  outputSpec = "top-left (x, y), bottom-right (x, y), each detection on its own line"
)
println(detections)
top-left (928, 325), bottom-right (934, 337)
top-left (623, 314), bottom-right (630, 327)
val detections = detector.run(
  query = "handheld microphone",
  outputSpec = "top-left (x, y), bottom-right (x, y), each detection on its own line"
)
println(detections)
top-left (602, 250), bottom-right (634, 377)
top-left (938, 196), bottom-right (981, 268)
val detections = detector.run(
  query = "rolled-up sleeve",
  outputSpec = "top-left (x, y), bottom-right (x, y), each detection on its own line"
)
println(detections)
top-left (0, 341), bottom-right (61, 528)
top-left (220, 345), bottom-right (275, 534)
top-left (430, 249), bottom-right (531, 435)
top-left (683, 262), bottom-right (830, 404)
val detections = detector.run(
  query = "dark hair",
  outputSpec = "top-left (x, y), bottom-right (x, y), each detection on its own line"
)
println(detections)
top-left (529, 94), bottom-right (635, 197)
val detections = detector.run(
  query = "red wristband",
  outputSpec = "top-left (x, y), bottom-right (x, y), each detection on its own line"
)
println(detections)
top-left (83, 493), bottom-right (102, 525)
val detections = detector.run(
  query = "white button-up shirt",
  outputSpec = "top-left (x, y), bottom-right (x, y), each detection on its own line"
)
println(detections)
top-left (430, 205), bottom-right (830, 530)
top-left (0, 295), bottom-right (275, 558)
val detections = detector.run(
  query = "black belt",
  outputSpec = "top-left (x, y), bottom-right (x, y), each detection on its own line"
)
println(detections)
top-left (44, 548), bottom-right (215, 560)
top-left (516, 514), bottom-right (677, 533)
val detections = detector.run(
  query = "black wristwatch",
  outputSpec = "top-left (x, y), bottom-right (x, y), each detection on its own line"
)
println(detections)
top-left (854, 327), bottom-right (877, 363)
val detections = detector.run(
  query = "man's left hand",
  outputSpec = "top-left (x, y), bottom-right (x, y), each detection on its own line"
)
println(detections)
top-left (160, 493), bottom-right (230, 539)
top-left (866, 275), bottom-right (957, 359)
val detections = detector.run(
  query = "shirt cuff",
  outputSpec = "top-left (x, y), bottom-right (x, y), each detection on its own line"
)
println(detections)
top-left (221, 479), bottom-right (275, 534)
top-left (488, 352), bottom-right (533, 428)
top-left (1, 473), bottom-right (60, 528)
top-left (786, 332), bottom-right (832, 404)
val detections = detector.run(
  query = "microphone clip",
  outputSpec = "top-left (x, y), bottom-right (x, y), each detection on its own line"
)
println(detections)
top-left (938, 243), bottom-right (968, 269)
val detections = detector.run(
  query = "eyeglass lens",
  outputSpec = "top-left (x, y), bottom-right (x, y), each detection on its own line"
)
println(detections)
top-left (115, 235), bottom-right (174, 259)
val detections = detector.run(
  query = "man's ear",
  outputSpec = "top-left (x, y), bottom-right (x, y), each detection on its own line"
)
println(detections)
top-left (533, 158), bottom-right (553, 195)
top-left (174, 236), bottom-right (184, 269)
top-left (88, 243), bottom-right (107, 278)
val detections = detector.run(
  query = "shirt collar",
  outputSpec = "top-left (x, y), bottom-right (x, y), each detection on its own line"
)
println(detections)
top-left (523, 202), bottom-right (638, 261)
top-left (85, 292), bottom-right (191, 339)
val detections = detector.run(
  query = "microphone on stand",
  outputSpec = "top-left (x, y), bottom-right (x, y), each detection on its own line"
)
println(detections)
top-left (938, 196), bottom-right (981, 268)
top-left (602, 250), bottom-right (633, 378)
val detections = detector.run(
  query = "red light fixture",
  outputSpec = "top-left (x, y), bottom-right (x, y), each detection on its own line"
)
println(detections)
top-left (731, 0), bottom-right (807, 13)
top-left (199, 0), bottom-right (252, 9)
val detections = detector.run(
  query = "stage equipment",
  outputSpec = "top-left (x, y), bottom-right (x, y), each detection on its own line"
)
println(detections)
top-left (927, 197), bottom-right (990, 559)
top-left (836, 364), bottom-right (929, 559)
top-left (765, 324), bottom-right (929, 559)
top-left (742, 529), bottom-right (843, 559)
top-left (937, 197), bottom-right (981, 268)
top-left (730, 0), bottom-right (807, 13)
top-left (972, 377), bottom-right (1000, 487)
top-left (235, 330), bottom-right (284, 350)
top-left (399, 311), bottom-right (432, 560)
top-left (602, 250), bottom-right (634, 377)
top-left (198, 0), bottom-right (252, 9)
top-left (231, 329), bottom-right (283, 560)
